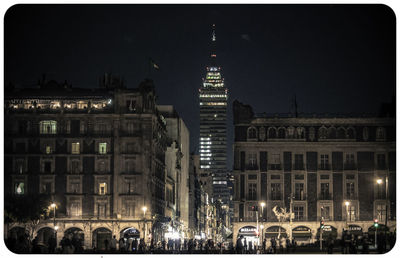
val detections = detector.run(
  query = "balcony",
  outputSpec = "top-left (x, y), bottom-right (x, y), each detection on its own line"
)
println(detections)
top-left (319, 164), bottom-right (331, 170)
top-left (318, 193), bottom-right (333, 200)
top-left (318, 216), bottom-right (333, 221)
top-left (293, 193), bottom-right (307, 201)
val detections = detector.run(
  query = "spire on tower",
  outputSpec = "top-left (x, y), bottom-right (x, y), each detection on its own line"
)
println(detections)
top-left (212, 24), bottom-right (216, 42)
top-left (210, 24), bottom-right (217, 65)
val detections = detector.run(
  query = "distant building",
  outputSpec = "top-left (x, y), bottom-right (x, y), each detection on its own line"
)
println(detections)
top-left (4, 77), bottom-right (170, 249)
top-left (157, 105), bottom-right (190, 238)
top-left (199, 24), bottom-right (229, 204)
top-left (232, 100), bottom-right (396, 246)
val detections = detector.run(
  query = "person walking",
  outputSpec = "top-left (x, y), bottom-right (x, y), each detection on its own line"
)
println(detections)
top-left (110, 235), bottom-right (117, 252)
top-left (119, 237), bottom-right (126, 253)
top-left (236, 235), bottom-right (244, 254)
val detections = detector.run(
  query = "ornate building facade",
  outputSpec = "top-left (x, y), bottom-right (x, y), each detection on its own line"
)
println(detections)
top-left (4, 77), bottom-right (170, 250)
top-left (232, 100), bottom-right (396, 246)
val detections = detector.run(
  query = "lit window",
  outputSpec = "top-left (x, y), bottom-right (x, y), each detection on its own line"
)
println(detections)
top-left (99, 143), bottom-right (107, 154)
top-left (46, 145), bottom-right (52, 154)
top-left (15, 182), bottom-right (25, 195)
top-left (99, 182), bottom-right (107, 195)
top-left (40, 120), bottom-right (57, 134)
top-left (71, 142), bottom-right (80, 154)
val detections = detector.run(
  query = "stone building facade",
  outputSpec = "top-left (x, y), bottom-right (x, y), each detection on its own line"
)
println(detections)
top-left (158, 105), bottom-right (190, 238)
top-left (232, 100), bottom-right (396, 246)
top-left (4, 77), bottom-right (170, 249)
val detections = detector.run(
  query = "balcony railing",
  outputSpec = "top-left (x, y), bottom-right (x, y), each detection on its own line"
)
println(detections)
top-left (268, 164), bottom-right (282, 170)
top-left (318, 216), bottom-right (333, 221)
top-left (319, 164), bottom-right (331, 170)
top-left (293, 193), bottom-right (307, 201)
top-left (293, 164), bottom-right (305, 170)
top-left (246, 164), bottom-right (259, 170)
top-left (318, 193), bottom-right (333, 200)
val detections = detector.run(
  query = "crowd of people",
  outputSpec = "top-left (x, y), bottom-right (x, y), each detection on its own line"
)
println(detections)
top-left (5, 230), bottom-right (396, 254)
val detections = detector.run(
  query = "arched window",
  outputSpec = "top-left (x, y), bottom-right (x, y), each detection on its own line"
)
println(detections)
top-left (347, 127), bottom-right (355, 139)
top-left (296, 127), bottom-right (305, 139)
top-left (363, 127), bottom-right (369, 141)
top-left (318, 127), bottom-right (327, 139)
top-left (247, 127), bottom-right (257, 140)
top-left (278, 128), bottom-right (286, 139)
top-left (376, 127), bottom-right (385, 140)
top-left (309, 127), bottom-right (315, 141)
top-left (287, 126), bottom-right (295, 138)
top-left (268, 127), bottom-right (277, 139)
top-left (337, 127), bottom-right (346, 139)
top-left (328, 127), bottom-right (336, 139)
top-left (259, 127), bottom-right (266, 141)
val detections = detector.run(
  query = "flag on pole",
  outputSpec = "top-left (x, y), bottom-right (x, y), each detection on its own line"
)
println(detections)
top-left (150, 59), bottom-right (160, 70)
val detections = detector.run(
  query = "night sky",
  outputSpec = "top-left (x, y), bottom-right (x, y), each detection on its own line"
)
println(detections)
top-left (4, 4), bottom-right (396, 169)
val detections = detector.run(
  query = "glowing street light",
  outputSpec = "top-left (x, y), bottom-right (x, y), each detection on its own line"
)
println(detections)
top-left (344, 201), bottom-right (350, 228)
top-left (260, 202), bottom-right (266, 218)
top-left (142, 206), bottom-right (147, 217)
top-left (50, 203), bottom-right (57, 226)
top-left (376, 179), bottom-right (383, 185)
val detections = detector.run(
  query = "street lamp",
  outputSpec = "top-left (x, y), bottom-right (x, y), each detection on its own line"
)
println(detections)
top-left (344, 201), bottom-right (350, 228)
top-left (376, 177), bottom-right (388, 252)
top-left (260, 202), bottom-right (266, 218)
top-left (260, 224), bottom-right (264, 252)
top-left (50, 203), bottom-right (57, 226)
top-left (142, 206), bottom-right (147, 217)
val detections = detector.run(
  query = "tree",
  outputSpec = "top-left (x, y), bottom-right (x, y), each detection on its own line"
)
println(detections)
top-left (4, 193), bottom-right (52, 239)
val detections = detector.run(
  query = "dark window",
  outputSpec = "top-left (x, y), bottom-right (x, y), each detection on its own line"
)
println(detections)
top-left (71, 120), bottom-right (80, 135)
top-left (44, 162), bottom-right (52, 173)
top-left (271, 183), bottom-right (281, 200)
top-left (248, 183), bottom-right (257, 200)
top-left (294, 154), bottom-right (304, 170)
top-left (294, 206), bottom-right (304, 220)
top-left (240, 174), bottom-right (245, 199)
top-left (346, 182), bottom-right (355, 199)
top-left (18, 120), bottom-right (28, 135)
top-left (260, 151), bottom-right (268, 172)
top-left (278, 128), bottom-right (286, 138)
top-left (332, 152), bottom-right (343, 171)
top-left (295, 174), bottom-right (304, 180)
top-left (271, 175), bottom-right (280, 180)
top-left (320, 183), bottom-right (330, 199)
top-left (284, 152), bottom-right (292, 171)
top-left (294, 183), bottom-right (305, 200)
top-left (357, 152), bottom-right (375, 171)
top-left (239, 203), bottom-right (244, 219)
top-left (261, 173), bottom-right (267, 201)
top-left (377, 154), bottom-right (386, 169)
top-left (240, 151), bottom-right (246, 171)
top-left (306, 152), bottom-right (317, 171)
top-left (388, 152), bottom-right (395, 171)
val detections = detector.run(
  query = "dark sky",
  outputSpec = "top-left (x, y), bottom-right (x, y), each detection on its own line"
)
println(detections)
top-left (5, 4), bottom-right (396, 169)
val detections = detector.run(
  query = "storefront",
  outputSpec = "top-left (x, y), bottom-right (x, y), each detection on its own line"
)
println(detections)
top-left (316, 225), bottom-right (337, 240)
top-left (92, 227), bottom-right (112, 250)
top-left (346, 224), bottom-right (363, 237)
top-left (120, 227), bottom-right (140, 240)
top-left (237, 226), bottom-right (259, 247)
top-left (265, 226), bottom-right (287, 239)
top-left (291, 226), bottom-right (312, 243)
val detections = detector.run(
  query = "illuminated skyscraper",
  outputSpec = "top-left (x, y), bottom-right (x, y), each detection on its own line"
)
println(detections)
top-left (199, 24), bottom-right (229, 204)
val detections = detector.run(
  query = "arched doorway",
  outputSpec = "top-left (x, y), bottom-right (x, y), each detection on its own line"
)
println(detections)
top-left (120, 227), bottom-right (140, 239)
top-left (265, 226), bottom-right (287, 239)
top-left (237, 226), bottom-right (259, 249)
top-left (64, 227), bottom-right (85, 242)
top-left (316, 225), bottom-right (338, 240)
top-left (291, 226), bottom-right (312, 243)
top-left (8, 226), bottom-right (28, 239)
top-left (36, 227), bottom-right (56, 246)
top-left (93, 227), bottom-right (112, 251)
